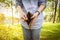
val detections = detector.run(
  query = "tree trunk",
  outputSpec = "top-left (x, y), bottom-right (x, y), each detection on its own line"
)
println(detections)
top-left (11, 0), bottom-right (14, 25)
top-left (58, 0), bottom-right (60, 22)
top-left (53, 0), bottom-right (58, 23)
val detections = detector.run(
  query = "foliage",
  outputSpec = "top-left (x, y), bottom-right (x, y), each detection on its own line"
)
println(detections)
top-left (0, 24), bottom-right (23, 40)
top-left (0, 0), bottom-right (11, 7)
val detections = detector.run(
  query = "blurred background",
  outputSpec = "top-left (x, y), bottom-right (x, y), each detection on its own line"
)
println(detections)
top-left (0, 0), bottom-right (60, 40)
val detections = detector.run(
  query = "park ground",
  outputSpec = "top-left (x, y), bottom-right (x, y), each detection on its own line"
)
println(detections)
top-left (0, 22), bottom-right (60, 40)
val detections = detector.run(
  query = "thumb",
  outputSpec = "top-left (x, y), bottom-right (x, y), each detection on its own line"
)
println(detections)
top-left (24, 15), bottom-right (28, 20)
top-left (31, 15), bottom-right (35, 19)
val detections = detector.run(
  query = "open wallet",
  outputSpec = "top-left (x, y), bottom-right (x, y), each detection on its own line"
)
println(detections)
top-left (25, 12), bottom-right (37, 29)
top-left (26, 12), bottom-right (33, 25)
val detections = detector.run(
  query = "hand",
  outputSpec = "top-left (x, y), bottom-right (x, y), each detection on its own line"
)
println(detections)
top-left (29, 17), bottom-right (37, 29)
top-left (31, 12), bottom-right (39, 19)
top-left (21, 13), bottom-right (28, 21)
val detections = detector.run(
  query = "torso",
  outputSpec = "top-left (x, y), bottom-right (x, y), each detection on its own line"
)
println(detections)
top-left (22, 0), bottom-right (38, 14)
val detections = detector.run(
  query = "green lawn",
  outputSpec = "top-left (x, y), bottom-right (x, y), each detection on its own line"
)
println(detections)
top-left (0, 22), bottom-right (60, 40)
top-left (40, 22), bottom-right (60, 40)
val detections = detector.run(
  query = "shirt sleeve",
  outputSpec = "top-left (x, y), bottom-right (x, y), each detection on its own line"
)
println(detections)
top-left (16, 0), bottom-right (23, 7)
top-left (38, 0), bottom-right (46, 7)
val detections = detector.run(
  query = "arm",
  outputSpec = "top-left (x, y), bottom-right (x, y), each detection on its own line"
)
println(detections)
top-left (16, 0), bottom-right (28, 20)
top-left (29, 0), bottom-right (46, 29)
top-left (31, 0), bottom-right (46, 18)
top-left (29, 5), bottom-right (46, 29)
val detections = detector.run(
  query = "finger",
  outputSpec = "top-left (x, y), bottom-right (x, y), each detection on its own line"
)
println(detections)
top-left (25, 15), bottom-right (28, 20)
top-left (22, 16), bottom-right (25, 20)
top-left (21, 15), bottom-right (25, 20)
top-left (29, 17), bottom-right (37, 27)
top-left (29, 21), bottom-right (33, 29)
top-left (23, 16), bottom-right (25, 19)
top-left (29, 19), bottom-right (34, 28)
top-left (29, 22), bottom-right (32, 29)
top-left (31, 15), bottom-right (35, 19)
top-left (24, 15), bottom-right (28, 20)
top-left (21, 14), bottom-right (27, 21)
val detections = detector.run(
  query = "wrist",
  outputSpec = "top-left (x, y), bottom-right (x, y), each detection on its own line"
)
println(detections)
top-left (36, 11), bottom-right (40, 13)
top-left (35, 10), bottom-right (40, 15)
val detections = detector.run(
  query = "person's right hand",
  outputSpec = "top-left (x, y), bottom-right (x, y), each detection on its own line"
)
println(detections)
top-left (21, 13), bottom-right (28, 21)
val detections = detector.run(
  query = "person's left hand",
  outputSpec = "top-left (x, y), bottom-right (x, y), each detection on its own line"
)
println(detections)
top-left (31, 12), bottom-right (39, 19)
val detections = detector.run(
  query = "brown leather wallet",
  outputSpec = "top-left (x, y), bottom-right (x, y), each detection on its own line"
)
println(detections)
top-left (25, 12), bottom-right (33, 25)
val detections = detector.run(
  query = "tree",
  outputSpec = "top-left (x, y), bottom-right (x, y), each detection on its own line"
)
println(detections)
top-left (57, 0), bottom-right (60, 23)
top-left (0, 0), bottom-right (16, 25)
top-left (53, 0), bottom-right (58, 23)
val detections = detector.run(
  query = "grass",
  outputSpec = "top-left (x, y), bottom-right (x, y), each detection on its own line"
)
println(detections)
top-left (40, 22), bottom-right (60, 40)
top-left (0, 22), bottom-right (60, 40)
